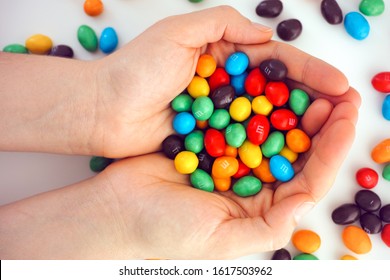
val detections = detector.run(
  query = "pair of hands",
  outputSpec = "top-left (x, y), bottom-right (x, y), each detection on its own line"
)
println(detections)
top-left (0, 6), bottom-right (360, 259)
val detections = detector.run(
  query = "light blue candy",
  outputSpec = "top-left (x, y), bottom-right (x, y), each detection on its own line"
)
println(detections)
top-left (225, 52), bottom-right (249, 76)
top-left (173, 112), bottom-right (196, 135)
top-left (382, 95), bottom-right (390, 121)
top-left (230, 71), bottom-right (248, 95)
top-left (270, 155), bottom-right (294, 182)
top-left (99, 27), bottom-right (118, 53)
top-left (344, 12), bottom-right (370, 40)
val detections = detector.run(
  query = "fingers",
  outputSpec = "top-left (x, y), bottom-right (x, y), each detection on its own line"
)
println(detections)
top-left (237, 41), bottom-right (350, 96)
top-left (155, 5), bottom-right (273, 47)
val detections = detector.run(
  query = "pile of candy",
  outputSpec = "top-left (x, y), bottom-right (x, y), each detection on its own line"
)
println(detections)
top-left (163, 52), bottom-right (312, 197)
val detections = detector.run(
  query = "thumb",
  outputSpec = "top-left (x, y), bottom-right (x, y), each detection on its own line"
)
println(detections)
top-left (156, 5), bottom-right (273, 47)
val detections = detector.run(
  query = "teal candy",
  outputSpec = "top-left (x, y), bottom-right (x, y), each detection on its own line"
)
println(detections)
top-left (171, 93), bottom-right (193, 112)
top-left (89, 156), bottom-right (114, 172)
top-left (191, 96), bottom-right (214, 121)
top-left (184, 130), bottom-right (204, 153)
top-left (261, 131), bottom-right (285, 158)
top-left (233, 176), bottom-right (262, 197)
top-left (209, 109), bottom-right (231, 129)
top-left (359, 0), bottom-right (385, 16)
top-left (289, 89), bottom-right (310, 116)
top-left (190, 169), bottom-right (214, 192)
top-left (225, 123), bottom-right (247, 148)
top-left (3, 44), bottom-right (28, 53)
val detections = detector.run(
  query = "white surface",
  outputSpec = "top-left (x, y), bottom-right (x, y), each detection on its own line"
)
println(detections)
top-left (0, 0), bottom-right (389, 260)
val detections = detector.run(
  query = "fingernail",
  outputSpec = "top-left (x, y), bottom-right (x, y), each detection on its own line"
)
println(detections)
top-left (294, 202), bottom-right (315, 223)
top-left (252, 22), bottom-right (273, 32)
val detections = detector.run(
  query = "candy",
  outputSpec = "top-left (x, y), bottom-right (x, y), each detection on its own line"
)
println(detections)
top-left (331, 203), bottom-right (361, 225)
top-left (381, 224), bottom-right (390, 247)
top-left (256, 0), bottom-right (283, 18)
top-left (25, 34), bottom-right (53, 54)
top-left (342, 225), bottom-right (372, 254)
top-left (379, 204), bottom-right (390, 223)
top-left (224, 145), bottom-right (237, 158)
top-left (320, 0), bottom-right (343, 25)
top-left (89, 156), bottom-right (113, 172)
top-left (192, 96), bottom-right (214, 121)
top-left (84, 0), bottom-right (104, 17)
top-left (230, 72), bottom-right (248, 95)
top-left (196, 54), bottom-right (217, 78)
top-left (371, 72), bottom-right (390, 93)
top-left (354, 189), bottom-right (381, 212)
top-left (204, 128), bottom-right (226, 157)
top-left (229, 96), bottom-right (252, 122)
top-left (224, 52), bottom-right (249, 76)
top-left (286, 128), bottom-right (311, 153)
top-left (371, 138), bottom-right (390, 163)
top-left (197, 150), bottom-right (214, 173)
top-left (269, 155), bottom-right (294, 182)
top-left (238, 140), bottom-right (262, 168)
top-left (359, 212), bottom-right (382, 234)
top-left (187, 76), bottom-right (210, 98)
top-left (174, 151), bottom-right (198, 174)
top-left (276, 19), bottom-right (302, 41)
top-left (99, 27), bottom-right (118, 54)
top-left (213, 176), bottom-right (231, 192)
top-left (246, 114), bottom-right (270, 145)
top-left (340, 255), bottom-right (358, 260)
top-left (208, 68), bottom-right (230, 92)
top-left (344, 12), bottom-right (370, 40)
top-left (2, 44), bottom-right (28, 54)
top-left (292, 229), bottom-right (321, 254)
top-left (270, 109), bottom-right (298, 131)
top-left (279, 146), bottom-right (298, 163)
top-left (355, 167), bottom-right (378, 189)
top-left (184, 130), bottom-right (204, 154)
top-left (359, 0), bottom-right (385, 16)
top-left (259, 59), bottom-right (288, 81)
top-left (212, 156), bottom-right (239, 178)
top-left (225, 123), bottom-right (247, 148)
top-left (252, 157), bottom-right (276, 183)
top-left (48, 45), bottom-right (74, 58)
top-left (209, 85), bottom-right (235, 109)
top-left (261, 131), bottom-right (285, 158)
top-left (232, 176), bottom-right (262, 197)
top-left (232, 159), bottom-right (251, 179)
top-left (252, 95), bottom-right (273, 116)
top-left (77, 25), bottom-right (98, 52)
top-left (293, 253), bottom-right (319, 260)
top-left (244, 68), bottom-right (266, 96)
top-left (171, 93), bottom-right (193, 112)
top-left (190, 169), bottom-right (214, 192)
top-left (271, 248), bottom-right (291, 260)
top-left (382, 95), bottom-right (390, 120)
top-left (208, 109), bottom-right (230, 129)
top-left (265, 81), bottom-right (290, 106)
top-left (289, 89), bottom-right (310, 116)
top-left (162, 135), bottom-right (185, 159)
top-left (173, 112), bottom-right (196, 135)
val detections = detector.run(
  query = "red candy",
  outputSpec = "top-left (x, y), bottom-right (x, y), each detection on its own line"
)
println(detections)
top-left (270, 109), bottom-right (298, 130)
top-left (204, 128), bottom-right (226, 157)
top-left (356, 167), bottom-right (379, 189)
top-left (246, 114), bottom-right (270, 145)
top-left (265, 81), bottom-right (290, 106)
top-left (208, 67), bottom-right (230, 92)
top-left (245, 68), bottom-right (266, 96)
top-left (381, 224), bottom-right (390, 247)
top-left (372, 72), bottom-right (390, 93)
top-left (232, 159), bottom-right (251, 179)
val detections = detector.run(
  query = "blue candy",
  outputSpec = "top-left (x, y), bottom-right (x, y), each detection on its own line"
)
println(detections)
top-left (382, 95), bottom-right (390, 121)
top-left (225, 52), bottom-right (249, 76)
top-left (344, 12), bottom-right (370, 40)
top-left (173, 112), bottom-right (196, 135)
top-left (99, 27), bottom-right (118, 54)
top-left (230, 71), bottom-right (248, 95)
top-left (270, 155), bottom-right (294, 182)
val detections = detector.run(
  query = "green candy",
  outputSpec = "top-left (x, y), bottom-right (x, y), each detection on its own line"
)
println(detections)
top-left (289, 89), bottom-right (310, 116)
top-left (184, 130), bottom-right (204, 153)
top-left (293, 253), bottom-right (319, 260)
top-left (359, 0), bottom-right (385, 16)
top-left (191, 96), bottom-right (214, 121)
top-left (209, 109), bottom-right (231, 129)
top-left (261, 131), bottom-right (285, 158)
top-left (225, 123), bottom-right (246, 148)
top-left (171, 93), bottom-right (193, 112)
top-left (188, 0), bottom-right (203, 2)
top-left (89, 156), bottom-right (114, 172)
top-left (2, 44), bottom-right (28, 53)
top-left (77, 25), bottom-right (98, 52)
top-left (383, 163), bottom-right (390, 181)
top-left (233, 176), bottom-right (262, 197)
top-left (190, 169), bottom-right (214, 192)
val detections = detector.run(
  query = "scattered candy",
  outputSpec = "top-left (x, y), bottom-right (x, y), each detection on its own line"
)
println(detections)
top-left (2, 43), bottom-right (28, 54)
top-left (293, 253), bottom-right (319, 260)
top-left (25, 34), bottom-right (53, 54)
top-left (371, 138), bottom-right (390, 164)
top-left (381, 224), bottom-right (390, 247)
top-left (292, 229), bottom-right (321, 254)
top-left (77, 24), bottom-right (98, 52)
top-left (379, 204), bottom-right (390, 223)
top-left (359, 0), bottom-right (385, 16)
top-left (359, 212), bottom-right (382, 234)
top-left (371, 72), bottom-right (390, 93)
top-left (342, 225), bottom-right (372, 254)
top-left (99, 27), bottom-right (118, 54)
top-left (270, 248), bottom-right (291, 260)
top-left (256, 0), bottom-right (283, 18)
top-left (49, 44), bottom-right (74, 58)
top-left (84, 0), bottom-right (104, 17)
top-left (355, 189), bottom-right (381, 212)
top-left (320, 0), bottom-right (343, 25)
top-left (355, 167), bottom-right (379, 189)
top-left (343, 11), bottom-right (370, 40)
top-left (332, 203), bottom-right (361, 225)
top-left (276, 19), bottom-right (302, 41)
top-left (383, 164), bottom-right (390, 181)
top-left (340, 255), bottom-right (358, 260)
top-left (382, 95), bottom-right (390, 121)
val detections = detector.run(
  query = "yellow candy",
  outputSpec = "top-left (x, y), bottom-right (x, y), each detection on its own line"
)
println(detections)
top-left (238, 140), bottom-right (262, 168)
top-left (229, 97), bottom-right (251, 122)
top-left (174, 151), bottom-right (198, 174)
top-left (212, 156), bottom-right (239, 178)
top-left (187, 76), bottom-right (210, 98)
top-left (340, 255), bottom-right (358, 260)
top-left (25, 34), bottom-right (53, 54)
top-left (252, 95), bottom-right (273, 116)
top-left (279, 145), bottom-right (298, 163)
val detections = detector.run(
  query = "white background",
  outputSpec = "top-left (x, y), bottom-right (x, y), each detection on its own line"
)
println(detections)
top-left (0, 0), bottom-right (389, 260)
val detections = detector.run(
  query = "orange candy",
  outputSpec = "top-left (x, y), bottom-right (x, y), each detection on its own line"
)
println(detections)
top-left (292, 229), bottom-right (321, 254)
top-left (252, 157), bottom-right (276, 183)
top-left (371, 138), bottom-right (390, 163)
top-left (342, 225), bottom-right (372, 254)
top-left (212, 156), bottom-right (239, 178)
top-left (213, 176), bottom-right (231, 192)
top-left (340, 255), bottom-right (358, 260)
top-left (286, 128), bottom-right (311, 153)
top-left (196, 119), bottom-right (208, 130)
top-left (196, 54), bottom-right (217, 78)
top-left (84, 0), bottom-right (104, 17)
top-left (224, 145), bottom-right (238, 157)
